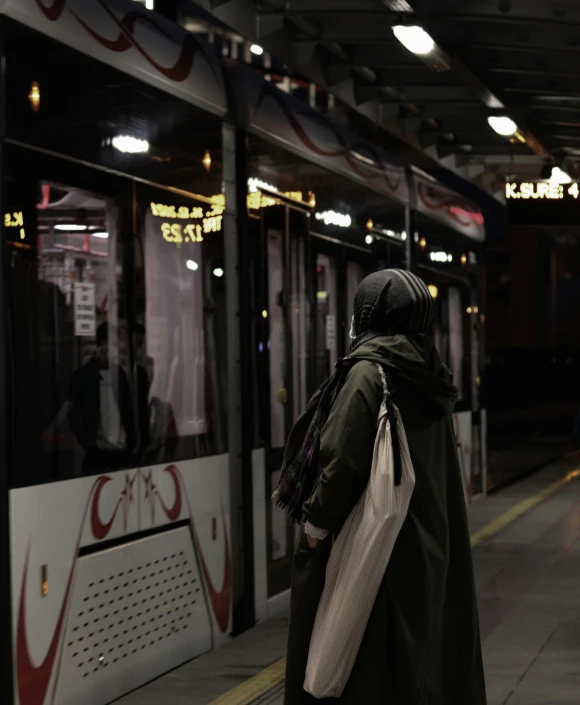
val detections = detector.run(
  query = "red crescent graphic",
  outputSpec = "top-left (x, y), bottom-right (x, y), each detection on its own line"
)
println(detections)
top-left (156, 465), bottom-right (183, 521)
top-left (192, 511), bottom-right (231, 633)
top-left (91, 475), bottom-right (123, 540)
top-left (170, 465), bottom-right (232, 633)
top-left (16, 476), bottom-right (105, 705)
top-left (35, 0), bottom-right (66, 21)
top-left (16, 545), bottom-right (76, 705)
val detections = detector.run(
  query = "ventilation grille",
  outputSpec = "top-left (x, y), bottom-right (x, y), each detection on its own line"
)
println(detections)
top-left (67, 550), bottom-right (199, 677)
top-left (55, 527), bottom-right (213, 705)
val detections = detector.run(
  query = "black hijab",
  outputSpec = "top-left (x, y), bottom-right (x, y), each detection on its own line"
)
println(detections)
top-left (351, 269), bottom-right (436, 348)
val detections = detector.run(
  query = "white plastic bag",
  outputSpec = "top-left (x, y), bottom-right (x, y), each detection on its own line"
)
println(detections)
top-left (304, 365), bottom-right (415, 699)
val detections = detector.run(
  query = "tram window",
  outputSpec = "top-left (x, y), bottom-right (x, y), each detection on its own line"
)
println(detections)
top-left (5, 20), bottom-right (220, 198)
top-left (134, 190), bottom-right (228, 465)
top-left (314, 254), bottom-right (339, 388)
top-left (8, 179), bottom-right (131, 485)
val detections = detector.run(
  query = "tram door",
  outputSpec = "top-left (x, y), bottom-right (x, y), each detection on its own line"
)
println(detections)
top-left (259, 201), bottom-right (311, 598)
top-left (310, 237), bottom-right (376, 392)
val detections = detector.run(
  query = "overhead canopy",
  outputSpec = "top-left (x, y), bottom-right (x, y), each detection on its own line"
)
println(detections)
top-left (1, 0), bottom-right (227, 116)
top-left (195, 0), bottom-right (580, 188)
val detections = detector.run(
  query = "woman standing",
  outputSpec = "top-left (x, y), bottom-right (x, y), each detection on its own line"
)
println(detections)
top-left (274, 269), bottom-right (487, 705)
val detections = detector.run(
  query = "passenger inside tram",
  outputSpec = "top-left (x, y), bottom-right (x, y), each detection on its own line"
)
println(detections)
top-left (67, 322), bottom-right (136, 474)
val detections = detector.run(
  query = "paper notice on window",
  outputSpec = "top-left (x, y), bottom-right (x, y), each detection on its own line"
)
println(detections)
top-left (326, 315), bottom-right (336, 351)
top-left (74, 282), bottom-right (96, 337)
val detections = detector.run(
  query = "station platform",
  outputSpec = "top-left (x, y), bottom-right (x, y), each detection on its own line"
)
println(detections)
top-left (114, 450), bottom-right (580, 705)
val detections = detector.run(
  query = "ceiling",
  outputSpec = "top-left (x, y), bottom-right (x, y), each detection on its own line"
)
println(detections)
top-left (190, 0), bottom-right (580, 195)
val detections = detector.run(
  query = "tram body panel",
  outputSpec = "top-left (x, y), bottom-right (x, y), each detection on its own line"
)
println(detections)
top-left (10, 457), bottom-right (231, 705)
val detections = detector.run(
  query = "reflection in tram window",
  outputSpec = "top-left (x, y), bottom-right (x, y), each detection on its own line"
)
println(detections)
top-left (136, 192), bottom-right (228, 466)
top-left (27, 183), bottom-right (129, 480)
top-left (267, 229), bottom-right (286, 450)
top-left (315, 254), bottom-right (338, 387)
top-left (290, 232), bottom-right (309, 421)
top-left (448, 287), bottom-right (465, 401)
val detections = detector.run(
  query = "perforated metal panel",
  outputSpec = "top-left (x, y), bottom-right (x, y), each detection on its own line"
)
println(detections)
top-left (54, 526), bottom-right (212, 705)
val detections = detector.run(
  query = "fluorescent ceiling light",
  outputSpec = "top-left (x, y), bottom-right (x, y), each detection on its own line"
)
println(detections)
top-left (248, 177), bottom-right (276, 193)
top-left (186, 260), bottom-right (199, 271)
top-left (487, 116), bottom-right (518, 137)
top-left (550, 166), bottom-right (572, 184)
top-left (91, 231), bottom-right (109, 239)
top-left (315, 211), bottom-right (352, 228)
top-left (429, 251), bottom-right (453, 263)
top-left (392, 25), bottom-right (435, 55)
top-left (250, 44), bottom-right (264, 56)
top-left (54, 224), bottom-right (87, 231)
top-left (112, 135), bottom-right (150, 154)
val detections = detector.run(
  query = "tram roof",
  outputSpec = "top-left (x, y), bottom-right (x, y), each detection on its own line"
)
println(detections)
top-left (0, 0), bottom-right (228, 117)
top-left (1, 0), bottom-right (484, 241)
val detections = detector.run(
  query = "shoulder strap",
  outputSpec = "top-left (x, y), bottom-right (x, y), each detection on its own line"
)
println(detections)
top-left (376, 363), bottom-right (389, 405)
top-left (376, 363), bottom-right (402, 486)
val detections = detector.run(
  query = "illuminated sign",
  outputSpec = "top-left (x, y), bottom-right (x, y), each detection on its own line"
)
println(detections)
top-left (504, 180), bottom-right (580, 225)
top-left (150, 199), bottom-right (224, 247)
top-left (505, 181), bottom-right (580, 201)
top-left (4, 210), bottom-right (26, 240)
top-left (247, 191), bottom-right (304, 210)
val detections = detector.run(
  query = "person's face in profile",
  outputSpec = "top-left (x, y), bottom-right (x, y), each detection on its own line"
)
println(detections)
top-left (96, 341), bottom-right (109, 368)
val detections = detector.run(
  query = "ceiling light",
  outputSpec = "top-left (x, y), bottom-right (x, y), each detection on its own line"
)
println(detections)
top-left (202, 150), bottom-right (212, 173)
top-left (550, 166), bottom-right (572, 184)
top-left (392, 26), bottom-right (435, 56)
top-left (429, 251), bottom-right (452, 263)
top-left (487, 116), bottom-right (517, 137)
top-left (213, 267), bottom-right (224, 278)
top-left (29, 81), bottom-right (40, 112)
top-left (315, 211), bottom-right (352, 228)
top-left (248, 177), bottom-right (276, 193)
top-left (112, 135), bottom-right (150, 154)
top-left (250, 44), bottom-right (264, 56)
top-left (91, 231), bottom-right (109, 239)
top-left (365, 234), bottom-right (374, 245)
top-left (54, 224), bottom-right (87, 231)
top-left (186, 260), bottom-right (199, 271)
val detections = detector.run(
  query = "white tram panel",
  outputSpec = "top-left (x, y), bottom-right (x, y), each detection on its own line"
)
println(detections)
top-left (10, 456), bottom-right (232, 705)
top-left (53, 527), bottom-right (210, 705)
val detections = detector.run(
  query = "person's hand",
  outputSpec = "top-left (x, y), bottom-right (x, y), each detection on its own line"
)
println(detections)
top-left (306, 534), bottom-right (319, 549)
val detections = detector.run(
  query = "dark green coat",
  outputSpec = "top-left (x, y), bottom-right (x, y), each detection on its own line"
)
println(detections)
top-left (285, 335), bottom-right (487, 705)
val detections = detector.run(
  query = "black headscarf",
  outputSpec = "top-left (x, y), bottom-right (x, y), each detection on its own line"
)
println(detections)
top-left (351, 269), bottom-right (436, 347)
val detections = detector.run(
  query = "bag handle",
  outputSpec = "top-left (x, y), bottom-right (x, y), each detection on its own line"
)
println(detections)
top-left (376, 364), bottom-right (402, 486)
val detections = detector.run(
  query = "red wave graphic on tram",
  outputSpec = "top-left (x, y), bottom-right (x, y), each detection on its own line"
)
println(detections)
top-left (34, 0), bottom-right (222, 85)
top-left (16, 466), bottom-right (231, 704)
top-left (254, 82), bottom-right (404, 194)
top-left (417, 181), bottom-right (484, 230)
top-left (35, 0), bottom-right (66, 21)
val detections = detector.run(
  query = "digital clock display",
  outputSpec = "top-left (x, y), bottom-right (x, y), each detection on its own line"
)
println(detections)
top-left (4, 210), bottom-right (26, 240)
top-left (150, 199), bottom-right (224, 247)
top-left (504, 181), bottom-right (580, 225)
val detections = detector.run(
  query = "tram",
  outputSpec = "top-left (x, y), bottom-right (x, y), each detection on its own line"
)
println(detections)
top-left (0, 2), bottom-right (486, 705)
